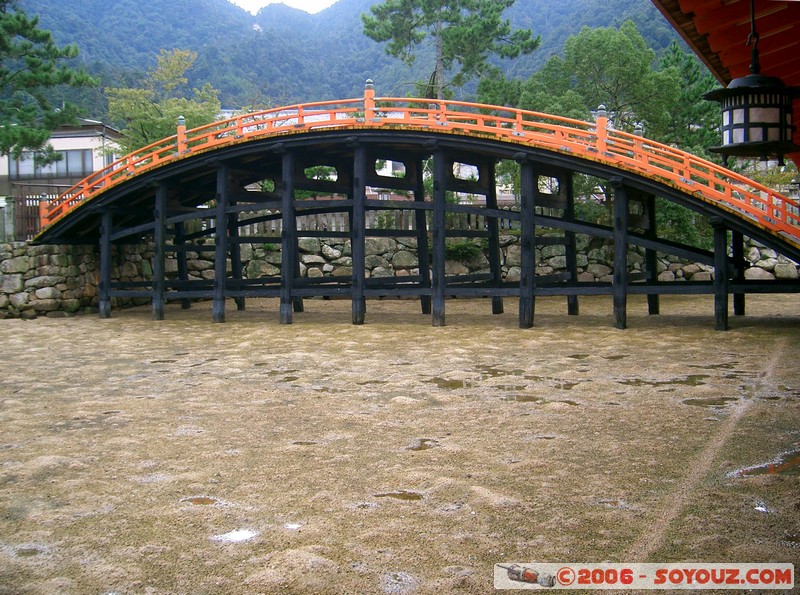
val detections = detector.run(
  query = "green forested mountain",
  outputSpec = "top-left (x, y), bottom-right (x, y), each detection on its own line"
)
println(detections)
top-left (18, 0), bottom-right (680, 113)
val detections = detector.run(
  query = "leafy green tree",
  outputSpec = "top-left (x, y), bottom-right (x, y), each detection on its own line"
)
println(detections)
top-left (362, 0), bottom-right (539, 100)
top-left (480, 21), bottom-right (682, 136)
top-left (559, 21), bottom-right (680, 136)
top-left (106, 49), bottom-right (221, 154)
top-left (0, 0), bottom-right (97, 163)
top-left (658, 41), bottom-right (720, 158)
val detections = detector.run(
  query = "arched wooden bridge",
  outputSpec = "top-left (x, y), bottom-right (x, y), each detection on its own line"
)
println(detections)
top-left (35, 82), bottom-right (800, 329)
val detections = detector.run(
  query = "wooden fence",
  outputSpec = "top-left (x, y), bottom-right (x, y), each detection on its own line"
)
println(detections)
top-left (11, 185), bottom-right (73, 241)
top-left (236, 207), bottom-right (521, 237)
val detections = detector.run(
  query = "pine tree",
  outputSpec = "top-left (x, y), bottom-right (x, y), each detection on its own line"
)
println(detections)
top-left (362, 0), bottom-right (539, 100)
top-left (0, 0), bottom-right (96, 163)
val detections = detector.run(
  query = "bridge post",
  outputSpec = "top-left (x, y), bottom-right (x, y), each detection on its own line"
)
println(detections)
top-left (612, 180), bottom-right (628, 329)
top-left (645, 194), bottom-right (660, 315)
top-left (152, 184), bottom-right (167, 321)
top-left (364, 79), bottom-right (375, 121)
top-left (213, 165), bottom-right (229, 323)
top-left (563, 172), bottom-right (579, 316)
top-left (431, 150), bottom-right (447, 326)
top-left (486, 161), bottom-right (504, 315)
top-left (518, 160), bottom-right (536, 328)
top-left (414, 157), bottom-right (432, 315)
top-left (731, 230), bottom-right (746, 315)
top-left (280, 152), bottom-right (296, 324)
top-left (98, 211), bottom-right (113, 319)
top-left (175, 222), bottom-right (191, 309)
top-left (352, 144), bottom-right (367, 324)
top-left (229, 197), bottom-right (245, 311)
top-left (713, 219), bottom-right (729, 331)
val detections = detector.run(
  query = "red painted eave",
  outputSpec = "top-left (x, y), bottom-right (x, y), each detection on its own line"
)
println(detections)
top-left (651, 0), bottom-right (800, 167)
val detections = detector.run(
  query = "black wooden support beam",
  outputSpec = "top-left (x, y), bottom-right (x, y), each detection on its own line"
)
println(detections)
top-left (174, 221), bottom-right (192, 309)
top-left (645, 194), bottom-right (660, 315)
top-left (731, 229), bottom-right (745, 316)
top-left (352, 144), bottom-right (367, 324)
top-left (98, 211), bottom-right (113, 319)
top-left (229, 196), bottom-right (245, 312)
top-left (612, 180), bottom-right (629, 329)
top-left (563, 172), bottom-right (579, 316)
top-left (713, 219), bottom-right (729, 331)
top-left (280, 151), bottom-right (296, 324)
top-left (152, 184), bottom-right (167, 321)
top-left (213, 165), bottom-right (229, 323)
top-left (415, 156), bottom-right (432, 315)
top-left (519, 160), bottom-right (536, 328)
top-left (486, 160), bottom-right (504, 315)
top-left (432, 150), bottom-right (447, 326)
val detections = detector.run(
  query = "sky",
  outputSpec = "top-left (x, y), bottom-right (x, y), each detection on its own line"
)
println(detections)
top-left (229, 0), bottom-right (338, 14)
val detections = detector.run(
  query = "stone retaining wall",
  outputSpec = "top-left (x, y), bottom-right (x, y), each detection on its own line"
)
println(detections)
top-left (1, 236), bottom-right (797, 319)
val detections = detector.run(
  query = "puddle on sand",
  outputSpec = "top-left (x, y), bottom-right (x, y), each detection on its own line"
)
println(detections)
top-left (729, 449), bottom-right (800, 477)
top-left (283, 522), bottom-right (302, 531)
top-left (182, 496), bottom-right (220, 506)
top-left (557, 382), bottom-right (579, 390)
top-left (683, 397), bottom-right (739, 408)
top-left (15, 546), bottom-right (45, 558)
top-left (507, 395), bottom-right (579, 406)
top-left (267, 369), bottom-right (299, 375)
top-left (190, 358), bottom-right (218, 368)
top-left (381, 571), bottom-right (418, 594)
top-left (374, 490), bottom-right (424, 501)
top-left (618, 374), bottom-right (709, 388)
top-left (211, 529), bottom-right (258, 543)
top-left (407, 438), bottom-right (439, 451)
top-left (780, 533), bottom-right (800, 547)
top-left (475, 365), bottom-right (526, 378)
top-left (427, 377), bottom-right (467, 390)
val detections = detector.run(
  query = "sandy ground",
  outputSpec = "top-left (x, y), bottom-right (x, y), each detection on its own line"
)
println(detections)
top-left (0, 294), bottom-right (799, 594)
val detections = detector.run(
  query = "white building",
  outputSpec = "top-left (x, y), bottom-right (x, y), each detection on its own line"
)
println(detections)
top-left (0, 119), bottom-right (121, 241)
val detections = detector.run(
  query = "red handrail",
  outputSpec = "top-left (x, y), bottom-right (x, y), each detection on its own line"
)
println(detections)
top-left (38, 86), bottom-right (800, 250)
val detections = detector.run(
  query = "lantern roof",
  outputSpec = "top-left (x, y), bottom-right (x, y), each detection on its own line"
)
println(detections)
top-left (650, 0), bottom-right (800, 166)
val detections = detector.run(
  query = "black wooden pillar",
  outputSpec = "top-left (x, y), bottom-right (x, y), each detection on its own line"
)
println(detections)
top-left (414, 157), bottom-right (432, 315)
top-left (280, 151), bottom-right (297, 324)
top-left (519, 160), bottom-right (536, 328)
top-left (213, 165), bottom-right (229, 323)
top-left (175, 221), bottom-right (191, 309)
top-left (486, 160), bottom-right (504, 315)
top-left (352, 144), bottom-right (367, 325)
top-left (731, 229), bottom-right (745, 315)
top-left (229, 198), bottom-right (245, 311)
top-left (98, 210), bottom-right (113, 319)
top-left (431, 150), bottom-right (447, 326)
top-left (563, 172), bottom-right (579, 316)
top-left (645, 194), bottom-right (660, 315)
top-left (152, 184), bottom-right (167, 321)
top-left (713, 219), bottom-right (729, 331)
top-left (612, 180), bottom-right (629, 329)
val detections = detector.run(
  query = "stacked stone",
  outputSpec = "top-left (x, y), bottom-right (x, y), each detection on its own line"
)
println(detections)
top-left (742, 241), bottom-right (799, 281)
top-left (1, 235), bottom-right (797, 319)
top-left (0, 243), bottom-right (97, 319)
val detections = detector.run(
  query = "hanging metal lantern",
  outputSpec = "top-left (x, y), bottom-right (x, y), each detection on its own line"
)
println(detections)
top-left (703, 0), bottom-right (800, 166)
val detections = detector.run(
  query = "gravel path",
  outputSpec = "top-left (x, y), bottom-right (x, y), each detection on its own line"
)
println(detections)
top-left (1, 295), bottom-right (798, 594)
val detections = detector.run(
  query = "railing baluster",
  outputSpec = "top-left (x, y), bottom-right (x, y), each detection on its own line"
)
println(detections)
top-left (36, 95), bottom-right (800, 247)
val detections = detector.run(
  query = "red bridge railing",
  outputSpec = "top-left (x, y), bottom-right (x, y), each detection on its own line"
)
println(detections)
top-left (39, 84), bottom-right (800, 249)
